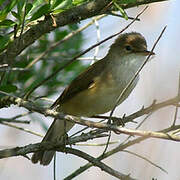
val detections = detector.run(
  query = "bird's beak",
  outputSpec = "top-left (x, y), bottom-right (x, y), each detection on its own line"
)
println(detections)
top-left (138, 50), bottom-right (155, 56)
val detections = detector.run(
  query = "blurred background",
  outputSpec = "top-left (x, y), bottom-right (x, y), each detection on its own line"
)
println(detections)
top-left (0, 0), bottom-right (180, 179)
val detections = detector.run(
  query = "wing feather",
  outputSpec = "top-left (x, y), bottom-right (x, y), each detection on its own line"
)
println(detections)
top-left (51, 59), bottom-right (106, 108)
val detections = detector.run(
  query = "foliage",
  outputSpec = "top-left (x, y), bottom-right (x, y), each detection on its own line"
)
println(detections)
top-left (0, 0), bottom-right (88, 99)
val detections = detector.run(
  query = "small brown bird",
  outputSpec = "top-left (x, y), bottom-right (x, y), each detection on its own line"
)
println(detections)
top-left (31, 32), bottom-right (154, 165)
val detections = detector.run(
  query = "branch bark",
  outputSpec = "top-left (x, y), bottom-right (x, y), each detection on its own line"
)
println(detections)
top-left (1, 91), bottom-right (180, 142)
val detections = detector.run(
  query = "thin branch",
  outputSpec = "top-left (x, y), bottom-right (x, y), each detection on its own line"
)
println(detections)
top-left (75, 140), bottom-right (120, 146)
top-left (0, 125), bottom-right (179, 159)
top-left (107, 12), bottom-right (140, 20)
top-left (122, 150), bottom-right (168, 174)
top-left (11, 112), bottom-right (32, 119)
top-left (0, 118), bottom-right (30, 124)
top-left (64, 147), bottom-right (136, 180)
top-left (121, 112), bottom-right (153, 145)
top-left (122, 96), bottom-right (180, 124)
top-left (0, 125), bottom-right (179, 179)
top-left (102, 130), bottom-right (111, 155)
top-left (0, 122), bottom-right (43, 137)
top-left (66, 125), bottom-right (178, 178)
top-left (120, 0), bottom-right (168, 9)
top-left (91, 17), bottom-right (101, 65)
top-left (53, 153), bottom-right (56, 180)
top-left (0, 130), bottom-right (109, 159)
top-left (172, 72), bottom-right (180, 125)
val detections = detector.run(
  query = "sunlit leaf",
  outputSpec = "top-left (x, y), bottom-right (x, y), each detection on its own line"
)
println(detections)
top-left (113, 1), bottom-right (128, 20)
top-left (52, 0), bottom-right (72, 11)
top-left (30, 4), bottom-right (50, 21)
top-left (72, 0), bottom-right (85, 6)
top-left (51, 0), bottom-right (64, 10)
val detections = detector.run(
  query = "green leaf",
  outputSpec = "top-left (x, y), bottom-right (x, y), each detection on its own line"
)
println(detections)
top-left (51, 0), bottom-right (72, 11)
top-left (11, 11), bottom-right (20, 20)
top-left (17, 0), bottom-right (26, 16)
top-left (0, 19), bottom-right (16, 28)
top-left (30, 4), bottom-right (50, 21)
top-left (51, 8), bottom-right (64, 14)
top-left (72, 0), bottom-right (85, 6)
top-left (113, 1), bottom-right (128, 20)
top-left (25, 3), bottom-right (33, 16)
top-left (0, 35), bottom-right (10, 51)
top-left (0, 85), bottom-right (17, 93)
top-left (0, 0), bottom-right (18, 21)
top-left (32, 0), bottom-right (44, 8)
top-left (51, 0), bottom-right (64, 10)
top-left (119, 0), bottom-right (137, 4)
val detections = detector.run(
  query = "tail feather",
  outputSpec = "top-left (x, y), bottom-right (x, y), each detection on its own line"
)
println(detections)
top-left (31, 119), bottom-right (74, 165)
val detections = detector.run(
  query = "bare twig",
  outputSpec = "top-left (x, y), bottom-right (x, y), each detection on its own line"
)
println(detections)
top-left (102, 130), bottom-right (111, 155)
top-left (53, 153), bottom-right (56, 180)
top-left (64, 147), bottom-right (136, 180)
top-left (0, 118), bottom-right (30, 124)
top-left (0, 125), bottom-right (179, 179)
top-left (122, 96), bottom-right (180, 124)
top-left (120, 0), bottom-right (169, 9)
top-left (107, 12), bottom-right (140, 21)
top-left (0, 122), bottom-right (43, 137)
top-left (66, 125), bottom-right (177, 178)
top-left (11, 112), bottom-right (32, 119)
top-left (122, 150), bottom-right (168, 174)
top-left (91, 17), bottom-right (100, 65)
top-left (121, 112), bottom-right (153, 145)
top-left (172, 72), bottom-right (180, 125)
top-left (75, 140), bottom-right (120, 146)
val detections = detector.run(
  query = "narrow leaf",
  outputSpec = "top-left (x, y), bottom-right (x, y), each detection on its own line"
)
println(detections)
top-left (0, 19), bottom-right (16, 28)
top-left (0, 85), bottom-right (17, 93)
top-left (25, 3), bottom-right (33, 16)
top-left (11, 11), bottom-right (20, 20)
top-left (0, 35), bottom-right (10, 51)
top-left (30, 4), bottom-right (50, 21)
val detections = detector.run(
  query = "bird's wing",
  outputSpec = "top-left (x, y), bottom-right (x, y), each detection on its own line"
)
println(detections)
top-left (51, 59), bottom-right (106, 108)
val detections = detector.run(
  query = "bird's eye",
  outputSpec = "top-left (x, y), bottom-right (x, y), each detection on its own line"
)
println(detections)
top-left (125, 45), bottom-right (132, 51)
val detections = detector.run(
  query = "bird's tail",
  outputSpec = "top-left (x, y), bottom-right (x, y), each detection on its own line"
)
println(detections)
top-left (31, 119), bottom-right (74, 165)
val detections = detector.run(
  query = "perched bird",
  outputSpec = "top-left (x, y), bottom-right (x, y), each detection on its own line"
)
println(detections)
top-left (31, 32), bottom-right (154, 165)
